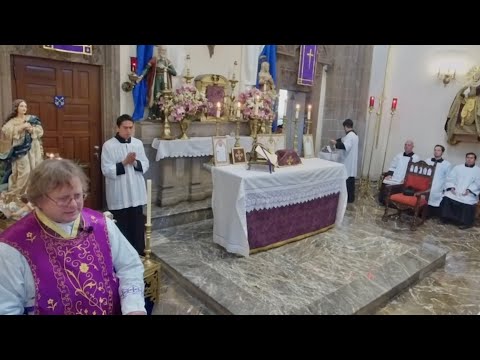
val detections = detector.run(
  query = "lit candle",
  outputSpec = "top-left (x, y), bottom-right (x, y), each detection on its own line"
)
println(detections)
top-left (216, 102), bottom-right (221, 118)
top-left (164, 67), bottom-right (168, 89)
top-left (391, 98), bottom-right (398, 111)
top-left (307, 105), bottom-right (312, 120)
top-left (48, 153), bottom-right (54, 159)
top-left (369, 96), bottom-right (375, 108)
top-left (232, 60), bottom-right (238, 80)
top-left (295, 104), bottom-right (300, 119)
top-left (146, 179), bottom-right (152, 226)
top-left (236, 102), bottom-right (241, 118)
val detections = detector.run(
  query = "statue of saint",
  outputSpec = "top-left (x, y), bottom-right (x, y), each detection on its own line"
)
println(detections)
top-left (445, 65), bottom-right (480, 144)
top-left (135, 45), bottom-right (177, 119)
top-left (258, 59), bottom-right (275, 93)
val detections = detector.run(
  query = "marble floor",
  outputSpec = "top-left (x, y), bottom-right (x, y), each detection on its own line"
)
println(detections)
top-left (150, 195), bottom-right (480, 315)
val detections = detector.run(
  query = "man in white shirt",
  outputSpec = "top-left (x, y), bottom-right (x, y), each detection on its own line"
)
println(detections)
top-left (330, 119), bottom-right (359, 203)
top-left (439, 152), bottom-right (480, 229)
top-left (379, 139), bottom-right (421, 204)
top-left (0, 158), bottom-right (146, 315)
top-left (425, 145), bottom-right (451, 217)
top-left (101, 114), bottom-right (150, 255)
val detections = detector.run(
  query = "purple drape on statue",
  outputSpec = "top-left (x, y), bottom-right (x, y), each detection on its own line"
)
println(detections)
top-left (297, 45), bottom-right (318, 86)
top-left (246, 193), bottom-right (339, 250)
top-left (0, 208), bottom-right (121, 315)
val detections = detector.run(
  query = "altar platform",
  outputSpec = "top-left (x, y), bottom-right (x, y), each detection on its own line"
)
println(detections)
top-left (149, 197), bottom-right (448, 315)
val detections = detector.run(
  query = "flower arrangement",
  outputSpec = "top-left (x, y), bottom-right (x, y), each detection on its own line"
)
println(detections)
top-left (237, 87), bottom-right (276, 121)
top-left (160, 84), bottom-right (208, 122)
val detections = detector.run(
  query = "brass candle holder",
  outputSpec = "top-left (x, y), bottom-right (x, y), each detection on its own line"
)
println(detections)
top-left (160, 89), bottom-right (174, 140)
top-left (142, 222), bottom-right (161, 308)
top-left (359, 104), bottom-right (375, 198)
top-left (293, 116), bottom-right (299, 152)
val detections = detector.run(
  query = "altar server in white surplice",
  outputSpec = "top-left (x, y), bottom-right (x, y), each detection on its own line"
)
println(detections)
top-left (439, 152), bottom-right (480, 229)
top-left (330, 119), bottom-right (358, 203)
top-left (101, 114), bottom-right (150, 255)
top-left (378, 139), bottom-right (421, 204)
top-left (424, 145), bottom-right (451, 217)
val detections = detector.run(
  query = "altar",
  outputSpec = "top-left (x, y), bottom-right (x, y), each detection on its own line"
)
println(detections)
top-left (150, 135), bottom-right (253, 206)
top-left (211, 158), bottom-right (348, 257)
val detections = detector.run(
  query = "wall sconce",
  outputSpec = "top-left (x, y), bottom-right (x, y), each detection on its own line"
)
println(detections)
top-left (437, 68), bottom-right (456, 87)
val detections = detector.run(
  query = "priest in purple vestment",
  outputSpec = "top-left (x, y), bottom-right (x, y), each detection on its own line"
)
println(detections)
top-left (0, 158), bottom-right (146, 315)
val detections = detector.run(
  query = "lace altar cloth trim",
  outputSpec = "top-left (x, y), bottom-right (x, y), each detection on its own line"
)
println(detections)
top-left (245, 177), bottom-right (342, 212)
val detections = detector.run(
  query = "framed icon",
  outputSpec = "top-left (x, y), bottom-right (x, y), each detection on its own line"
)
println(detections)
top-left (256, 134), bottom-right (286, 155)
top-left (303, 134), bottom-right (314, 158)
top-left (232, 147), bottom-right (247, 164)
top-left (212, 136), bottom-right (230, 166)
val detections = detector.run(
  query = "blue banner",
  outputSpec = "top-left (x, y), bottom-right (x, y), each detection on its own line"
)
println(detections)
top-left (132, 45), bottom-right (154, 121)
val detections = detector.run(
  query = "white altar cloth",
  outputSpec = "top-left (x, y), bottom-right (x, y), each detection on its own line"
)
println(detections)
top-left (152, 136), bottom-right (253, 161)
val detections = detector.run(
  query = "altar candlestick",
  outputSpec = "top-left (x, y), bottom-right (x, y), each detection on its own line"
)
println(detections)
top-left (163, 68), bottom-right (168, 89)
top-left (216, 102), bottom-right (221, 118)
top-left (146, 179), bottom-right (152, 225)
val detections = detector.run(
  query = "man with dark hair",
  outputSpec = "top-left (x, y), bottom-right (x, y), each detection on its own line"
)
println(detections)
top-left (425, 145), bottom-right (451, 217)
top-left (101, 114), bottom-right (150, 254)
top-left (330, 118), bottom-right (359, 203)
top-left (439, 152), bottom-right (480, 229)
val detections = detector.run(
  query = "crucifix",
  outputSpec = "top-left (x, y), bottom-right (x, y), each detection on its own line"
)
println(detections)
top-left (207, 45), bottom-right (215, 58)
top-left (307, 48), bottom-right (315, 69)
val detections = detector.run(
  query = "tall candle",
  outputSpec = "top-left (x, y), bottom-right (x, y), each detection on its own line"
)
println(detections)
top-left (263, 83), bottom-right (266, 92)
top-left (146, 179), bottom-right (152, 225)
top-left (164, 68), bottom-right (168, 89)
top-left (295, 104), bottom-right (300, 119)
top-left (254, 96), bottom-right (260, 116)
top-left (307, 105), bottom-right (312, 120)
top-left (216, 102), bottom-right (221, 118)
top-left (369, 96), bottom-right (375, 108)
top-left (236, 102), bottom-right (241, 118)
top-left (391, 98), bottom-right (398, 111)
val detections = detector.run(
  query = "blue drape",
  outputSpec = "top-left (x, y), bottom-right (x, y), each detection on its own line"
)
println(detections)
top-left (132, 45), bottom-right (154, 121)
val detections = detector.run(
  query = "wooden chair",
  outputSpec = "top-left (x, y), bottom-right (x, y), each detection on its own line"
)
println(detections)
top-left (382, 160), bottom-right (436, 230)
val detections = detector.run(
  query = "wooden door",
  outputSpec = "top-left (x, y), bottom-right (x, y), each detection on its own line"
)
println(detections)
top-left (12, 55), bottom-right (103, 210)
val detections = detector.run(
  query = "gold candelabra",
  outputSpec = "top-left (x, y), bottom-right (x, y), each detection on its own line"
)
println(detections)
top-left (378, 105), bottom-right (397, 187)
top-left (142, 222), bottom-right (161, 306)
top-left (359, 103), bottom-right (376, 198)
top-left (293, 116), bottom-right (299, 152)
top-left (160, 89), bottom-right (174, 140)
top-left (143, 224), bottom-right (153, 265)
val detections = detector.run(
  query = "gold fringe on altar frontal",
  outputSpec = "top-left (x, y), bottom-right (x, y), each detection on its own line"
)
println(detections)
top-left (249, 224), bottom-right (335, 255)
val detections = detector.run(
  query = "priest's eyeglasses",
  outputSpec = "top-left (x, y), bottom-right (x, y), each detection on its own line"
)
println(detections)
top-left (45, 193), bottom-right (88, 207)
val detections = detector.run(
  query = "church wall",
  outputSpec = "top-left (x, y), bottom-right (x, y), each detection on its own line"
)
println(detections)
top-left (320, 45), bottom-right (373, 176)
top-left (367, 45), bottom-right (480, 179)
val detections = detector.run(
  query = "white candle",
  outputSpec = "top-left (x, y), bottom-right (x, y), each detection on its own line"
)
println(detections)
top-left (263, 83), bottom-right (266, 92)
top-left (295, 104), bottom-right (300, 119)
top-left (254, 96), bottom-right (260, 116)
top-left (307, 105), bottom-right (312, 120)
top-left (216, 102), bottom-right (221, 118)
top-left (146, 179), bottom-right (152, 225)
top-left (236, 102), bottom-right (241, 118)
top-left (163, 67), bottom-right (168, 89)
